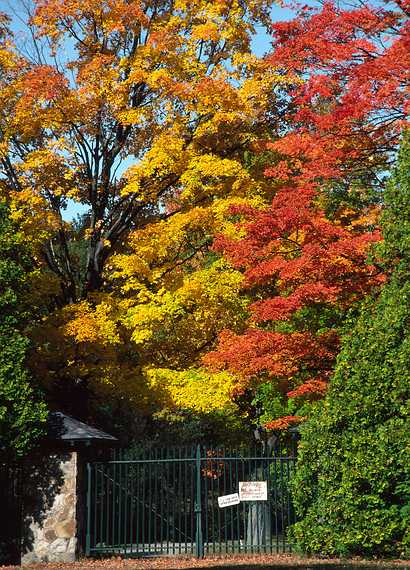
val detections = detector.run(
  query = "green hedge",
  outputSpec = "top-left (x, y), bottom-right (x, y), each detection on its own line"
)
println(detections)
top-left (290, 135), bottom-right (410, 557)
top-left (0, 201), bottom-right (47, 457)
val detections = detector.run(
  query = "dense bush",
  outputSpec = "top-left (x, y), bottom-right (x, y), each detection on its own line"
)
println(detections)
top-left (290, 136), bottom-right (410, 557)
top-left (0, 201), bottom-right (47, 457)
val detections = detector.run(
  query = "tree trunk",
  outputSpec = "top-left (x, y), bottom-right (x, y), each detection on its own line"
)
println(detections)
top-left (245, 467), bottom-right (271, 549)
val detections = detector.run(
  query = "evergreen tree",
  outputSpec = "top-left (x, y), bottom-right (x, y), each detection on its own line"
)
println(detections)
top-left (0, 201), bottom-right (47, 457)
top-left (291, 135), bottom-right (410, 557)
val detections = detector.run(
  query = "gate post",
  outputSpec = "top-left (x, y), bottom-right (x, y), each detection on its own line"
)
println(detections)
top-left (194, 445), bottom-right (204, 558)
top-left (85, 463), bottom-right (91, 557)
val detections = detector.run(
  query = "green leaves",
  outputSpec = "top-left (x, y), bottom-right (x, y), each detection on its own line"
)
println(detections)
top-left (0, 201), bottom-right (47, 458)
top-left (290, 134), bottom-right (410, 558)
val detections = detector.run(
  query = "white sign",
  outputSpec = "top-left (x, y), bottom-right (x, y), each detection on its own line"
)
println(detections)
top-left (239, 481), bottom-right (268, 501)
top-left (218, 493), bottom-right (240, 508)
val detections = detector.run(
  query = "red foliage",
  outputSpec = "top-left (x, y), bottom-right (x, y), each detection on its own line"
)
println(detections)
top-left (265, 415), bottom-right (305, 431)
top-left (20, 65), bottom-right (68, 102)
top-left (205, 326), bottom-right (339, 391)
top-left (204, 1), bottom-right (408, 428)
top-left (214, 184), bottom-right (382, 323)
top-left (287, 379), bottom-right (328, 399)
top-left (204, 185), bottom-right (380, 398)
top-left (265, 0), bottom-right (409, 185)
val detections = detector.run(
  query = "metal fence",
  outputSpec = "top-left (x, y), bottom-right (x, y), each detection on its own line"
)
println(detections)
top-left (85, 446), bottom-right (297, 558)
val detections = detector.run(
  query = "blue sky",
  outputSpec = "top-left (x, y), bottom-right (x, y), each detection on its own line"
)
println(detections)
top-left (252, 4), bottom-right (296, 56)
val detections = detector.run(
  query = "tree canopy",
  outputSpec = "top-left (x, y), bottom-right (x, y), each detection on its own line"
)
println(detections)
top-left (0, 0), bottom-right (408, 444)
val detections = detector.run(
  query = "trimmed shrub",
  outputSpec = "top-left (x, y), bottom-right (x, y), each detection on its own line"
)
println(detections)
top-left (290, 135), bottom-right (410, 557)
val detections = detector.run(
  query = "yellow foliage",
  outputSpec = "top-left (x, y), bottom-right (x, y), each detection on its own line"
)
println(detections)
top-left (145, 368), bottom-right (237, 413)
top-left (0, 0), bottom-right (294, 425)
top-left (125, 260), bottom-right (247, 351)
top-left (63, 299), bottom-right (120, 346)
top-left (179, 154), bottom-right (251, 201)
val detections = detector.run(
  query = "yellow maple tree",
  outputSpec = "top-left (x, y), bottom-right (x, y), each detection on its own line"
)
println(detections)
top-left (0, 1), bottom-right (292, 432)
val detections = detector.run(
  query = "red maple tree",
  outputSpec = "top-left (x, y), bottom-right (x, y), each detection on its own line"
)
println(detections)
top-left (204, 184), bottom-right (382, 427)
top-left (266, 0), bottom-right (409, 185)
top-left (204, 0), bottom-right (409, 429)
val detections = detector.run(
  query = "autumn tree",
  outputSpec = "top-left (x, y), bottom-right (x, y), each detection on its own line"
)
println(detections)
top-left (290, 133), bottom-right (410, 558)
top-left (1, 0), bottom-right (280, 302)
top-left (2, 0), bottom-right (407, 440)
top-left (266, 0), bottom-right (409, 194)
top-left (94, 0), bottom-right (409, 436)
top-left (0, 0), bottom-right (295, 435)
top-left (204, 183), bottom-right (382, 429)
top-left (203, 0), bottom-right (409, 430)
top-left (43, 0), bottom-right (407, 435)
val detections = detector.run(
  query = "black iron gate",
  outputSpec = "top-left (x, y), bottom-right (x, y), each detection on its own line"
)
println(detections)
top-left (85, 446), bottom-right (296, 558)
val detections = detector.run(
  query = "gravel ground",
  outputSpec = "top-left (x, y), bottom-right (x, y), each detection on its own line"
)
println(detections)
top-left (3, 554), bottom-right (410, 570)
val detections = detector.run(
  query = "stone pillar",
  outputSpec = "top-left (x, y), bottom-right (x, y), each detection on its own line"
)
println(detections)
top-left (21, 452), bottom-right (78, 564)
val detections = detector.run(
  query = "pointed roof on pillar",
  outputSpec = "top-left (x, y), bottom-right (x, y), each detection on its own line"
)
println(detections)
top-left (46, 412), bottom-right (117, 445)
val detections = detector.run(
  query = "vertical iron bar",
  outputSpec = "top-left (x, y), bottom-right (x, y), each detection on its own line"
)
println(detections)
top-left (228, 451), bottom-right (234, 554)
top-left (112, 458), bottom-right (116, 549)
top-left (106, 464), bottom-right (110, 549)
top-left (124, 461), bottom-right (129, 553)
top-left (195, 444), bottom-right (204, 558)
top-left (154, 448), bottom-right (158, 554)
top-left (178, 447), bottom-right (182, 554)
top-left (223, 448), bottom-right (228, 553)
top-left (235, 455), bottom-right (240, 554)
top-left (171, 447), bottom-right (176, 555)
top-left (130, 461), bottom-right (135, 555)
top-left (86, 462), bottom-right (92, 556)
top-left (217, 450), bottom-right (222, 554)
top-left (286, 458), bottom-right (291, 552)
top-left (274, 458), bottom-right (279, 553)
top-left (136, 460), bottom-right (140, 555)
top-left (244, 455), bottom-right (248, 555)
top-left (93, 464), bottom-right (97, 553)
top-left (142, 451), bottom-right (146, 555)
top-left (203, 445), bottom-right (208, 556)
top-left (184, 447), bottom-right (188, 555)
top-left (268, 455), bottom-right (273, 554)
top-left (265, 454), bottom-right (269, 554)
top-left (118, 454), bottom-right (122, 553)
top-left (159, 448), bottom-right (163, 553)
top-left (166, 448), bottom-right (171, 555)
top-left (148, 448), bottom-right (152, 554)
top-left (281, 458), bottom-right (285, 553)
top-left (210, 452), bottom-right (215, 554)
top-left (99, 466), bottom-right (104, 549)
top-left (191, 446), bottom-right (195, 555)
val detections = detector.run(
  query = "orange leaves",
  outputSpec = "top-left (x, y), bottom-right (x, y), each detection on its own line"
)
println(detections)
top-left (63, 299), bottom-right (120, 346)
top-left (192, 22), bottom-right (220, 42)
top-left (20, 65), bottom-right (67, 102)
top-left (205, 328), bottom-right (337, 390)
top-left (33, 0), bottom-right (148, 40)
top-left (265, 415), bottom-right (305, 431)
top-left (10, 66), bottom-right (70, 139)
top-left (287, 379), bottom-right (328, 399)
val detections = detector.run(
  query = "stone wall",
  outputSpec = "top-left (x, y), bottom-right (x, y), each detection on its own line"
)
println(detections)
top-left (21, 451), bottom-right (78, 564)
